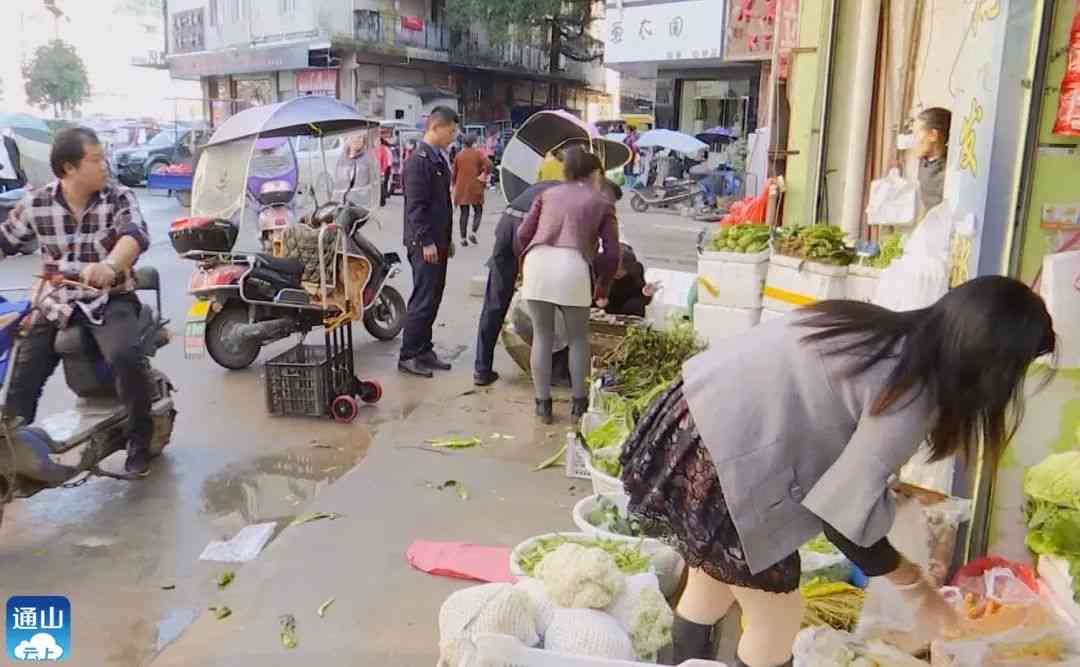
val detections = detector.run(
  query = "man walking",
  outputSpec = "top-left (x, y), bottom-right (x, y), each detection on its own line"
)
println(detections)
top-left (472, 179), bottom-right (561, 386)
top-left (399, 106), bottom-right (460, 378)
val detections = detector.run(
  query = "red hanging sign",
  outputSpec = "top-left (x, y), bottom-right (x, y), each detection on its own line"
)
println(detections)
top-left (401, 15), bottom-right (424, 31)
top-left (1054, 0), bottom-right (1080, 135)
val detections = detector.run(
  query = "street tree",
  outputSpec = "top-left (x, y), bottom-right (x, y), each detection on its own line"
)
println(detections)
top-left (445, 0), bottom-right (604, 104)
top-left (22, 39), bottom-right (91, 118)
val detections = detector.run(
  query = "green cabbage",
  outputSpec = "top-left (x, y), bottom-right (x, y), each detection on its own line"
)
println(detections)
top-left (1024, 452), bottom-right (1080, 602)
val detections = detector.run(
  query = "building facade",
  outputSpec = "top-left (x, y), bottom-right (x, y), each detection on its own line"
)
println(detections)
top-left (161, 0), bottom-right (609, 127)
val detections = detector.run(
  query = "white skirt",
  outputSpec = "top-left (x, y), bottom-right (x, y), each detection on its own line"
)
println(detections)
top-left (521, 245), bottom-right (592, 307)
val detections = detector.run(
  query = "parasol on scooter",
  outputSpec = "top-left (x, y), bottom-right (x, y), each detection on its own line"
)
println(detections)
top-left (498, 109), bottom-right (631, 203)
top-left (628, 129), bottom-right (708, 213)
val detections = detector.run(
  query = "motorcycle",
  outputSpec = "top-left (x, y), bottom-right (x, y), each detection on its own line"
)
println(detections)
top-left (248, 137), bottom-right (299, 255)
top-left (171, 97), bottom-right (406, 371)
top-left (628, 177), bottom-right (704, 213)
top-left (0, 269), bottom-right (176, 529)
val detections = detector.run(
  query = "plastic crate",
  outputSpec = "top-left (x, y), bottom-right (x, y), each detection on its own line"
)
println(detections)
top-left (264, 343), bottom-right (349, 417)
top-left (463, 633), bottom-right (727, 666)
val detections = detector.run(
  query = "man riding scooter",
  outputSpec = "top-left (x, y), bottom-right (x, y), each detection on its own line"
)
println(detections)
top-left (0, 127), bottom-right (155, 479)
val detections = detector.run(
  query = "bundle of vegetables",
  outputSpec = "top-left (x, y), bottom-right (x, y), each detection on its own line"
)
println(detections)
top-left (586, 496), bottom-right (644, 537)
top-left (800, 533), bottom-right (851, 583)
top-left (1024, 451), bottom-right (1080, 602)
top-left (516, 535), bottom-right (651, 577)
top-left (800, 579), bottom-right (866, 632)
top-left (775, 224), bottom-right (856, 266)
top-left (598, 322), bottom-right (705, 404)
top-left (869, 233), bottom-right (904, 269)
top-left (707, 223), bottom-right (771, 254)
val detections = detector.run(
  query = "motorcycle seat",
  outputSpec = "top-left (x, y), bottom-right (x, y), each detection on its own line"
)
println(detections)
top-left (253, 254), bottom-right (305, 277)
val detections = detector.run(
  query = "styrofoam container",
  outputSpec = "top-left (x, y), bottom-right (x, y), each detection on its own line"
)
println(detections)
top-left (693, 303), bottom-right (761, 347)
top-left (644, 268), bottom-right (696, 328)
top-left (763, 254), bottom-right (848, 312)
top-left (462, 633), bottom-right (728, 666)
top-left (761, 308), bottom-right (788, 323)
top-left (845, 265), bottom-right (881, 303)
top-left (696, 248), bottom-right (770, 308)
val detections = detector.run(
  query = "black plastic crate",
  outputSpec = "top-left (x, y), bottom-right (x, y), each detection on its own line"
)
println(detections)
top-left (264, 343), bottom-right (350, 417)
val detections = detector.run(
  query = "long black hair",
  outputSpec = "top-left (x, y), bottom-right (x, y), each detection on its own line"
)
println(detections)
top-left (799, 276), bottom-right (1056, 462)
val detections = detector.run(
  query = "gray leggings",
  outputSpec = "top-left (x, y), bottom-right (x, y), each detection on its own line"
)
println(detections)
top-left (527, 300), bottom-right (590, 401)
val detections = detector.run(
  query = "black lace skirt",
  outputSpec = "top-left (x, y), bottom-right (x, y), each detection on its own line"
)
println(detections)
top-left (619, 378), bottom-right (802, 594)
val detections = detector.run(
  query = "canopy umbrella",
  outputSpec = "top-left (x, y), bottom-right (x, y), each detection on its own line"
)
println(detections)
top-left (499, 110), bottom-right (631, 202)
top-left (206, 96), bottom-right (377, 146)
top-left (637, 129), bottom-right (708, 155)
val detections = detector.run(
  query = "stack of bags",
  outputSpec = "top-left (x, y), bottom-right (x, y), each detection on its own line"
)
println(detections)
top-left (438, 543), bottom-right (675, 665)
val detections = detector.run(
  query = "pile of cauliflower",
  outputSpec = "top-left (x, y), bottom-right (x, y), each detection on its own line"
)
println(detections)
top-left (437, 543), bottom-right (675, 666)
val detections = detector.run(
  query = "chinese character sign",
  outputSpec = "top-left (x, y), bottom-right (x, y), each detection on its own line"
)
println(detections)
top-left (6, 597), bottom-right (70, 662)
top-left (604, 0), bottom-right (722, 64)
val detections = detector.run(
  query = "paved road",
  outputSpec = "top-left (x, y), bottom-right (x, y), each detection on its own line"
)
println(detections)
top-left (0, 187), bottom-right (705, 666)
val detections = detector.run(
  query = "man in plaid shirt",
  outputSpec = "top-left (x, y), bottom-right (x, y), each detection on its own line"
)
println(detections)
top-left (0, 128), bottom-right (155, 477)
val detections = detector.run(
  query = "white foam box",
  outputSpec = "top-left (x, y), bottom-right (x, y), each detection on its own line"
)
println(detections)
top-left (645, 268), bottom-right (697, 328)
top-left (763, 254), bottom-right (848, 312)
top-left (697, 248), bottom-right (770, 308)
top-left (693, 303), bottom-right (761, 348)
top-left (845, 265), bottom-right (881, 303)
top-left (760, 308), bottom-right (788, 323)
top-left (1041, 250), bottom-right (1080, 368)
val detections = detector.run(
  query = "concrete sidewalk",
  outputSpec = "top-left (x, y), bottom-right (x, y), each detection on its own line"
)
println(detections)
top-left (153, 373), bottom-right (587, 665)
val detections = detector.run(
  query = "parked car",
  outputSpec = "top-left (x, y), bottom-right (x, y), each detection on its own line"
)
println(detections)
top-left (112, 126), bottom-right (210, 187)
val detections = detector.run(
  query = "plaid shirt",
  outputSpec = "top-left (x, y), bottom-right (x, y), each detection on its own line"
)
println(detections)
top-left (0, 181), bottom-right (151, 326)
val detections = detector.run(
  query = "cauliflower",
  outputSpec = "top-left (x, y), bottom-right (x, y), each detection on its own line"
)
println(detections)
top-left (536, 543), bottom-right (626, 609)
top-left (513, 577), bottom-right (555, 635)
top-left (544, 608), bottom-right (635, 660)
top-left (437, 583), bottom-right (539, 667)
top-left (606, 573), bottom-right (674, 659)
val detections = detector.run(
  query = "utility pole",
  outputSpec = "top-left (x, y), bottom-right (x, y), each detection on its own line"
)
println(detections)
top-left (42, 0), bottom-right (65, 39)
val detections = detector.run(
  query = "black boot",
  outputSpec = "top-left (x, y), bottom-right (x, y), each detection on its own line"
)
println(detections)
top-left (535, 398), bottom-right (553, 425)
top-left (571, 397), bottom-right (589, 418)
top-left (734, 657), bottom-right (794, 667)
top-left (672, 614), bottom-right (718, 663)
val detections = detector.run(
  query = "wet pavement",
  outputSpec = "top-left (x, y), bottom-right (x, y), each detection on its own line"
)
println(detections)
top-left (0, 188), bottom-right (706, 665)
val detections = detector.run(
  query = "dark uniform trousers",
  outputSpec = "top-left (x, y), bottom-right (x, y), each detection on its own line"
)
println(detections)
top-left (401, 245), bottom-right (449, 361)
top-left (474, 211), bottom-right (519, 373)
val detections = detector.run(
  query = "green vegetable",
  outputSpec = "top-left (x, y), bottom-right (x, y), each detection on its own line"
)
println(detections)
top-left (707, 224), bottom-right (770, 254)
top-left (516, 535), bottom-right (651, 577)
top-left (598, 323), bottom-right (705, 405)
top-left (800, 579), bottom-right (865, 631)
top-left (1024, 452), bottom-right (1080, 602)
top-left (280, 614), bottom-right (298, 649)
top-left (317, 597), bottom-right (335, 618)
top-left (802, 534), bottom-right (839, 555)
top-left (425, 436), bottom-right (483, 449)
top-left (584, 416), bottom-right (629, 453)
top-left (586, 496), bottom-right (643, 537)
top-left (870, 233), bottom-right (904, 269)
top-left (775, 224), bottom-right (855, 266)
top-left (290, 511), bottom-right (343, 527)
top-left (533, 443), bottom-right (567, 471)
top-left (210, 606), bottom-right (231, 620)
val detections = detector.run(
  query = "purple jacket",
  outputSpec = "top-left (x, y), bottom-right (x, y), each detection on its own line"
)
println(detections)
top-left (514, 181), bottom-right (621, 298)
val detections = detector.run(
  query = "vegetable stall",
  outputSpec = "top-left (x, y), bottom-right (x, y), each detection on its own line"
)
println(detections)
top-left (429, 222), bottom-right (1078, 665)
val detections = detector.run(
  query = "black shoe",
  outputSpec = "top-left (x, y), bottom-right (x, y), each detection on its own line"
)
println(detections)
top-left (460, 238), bottom-right (469, 247)
top-left (123, 449), bottom-right (152, 479)
top-left (474, 370), bottom-right (499, 386)
top-left (535, 398), bottom-right (553, 425)
top-left (469, 233), bottom-right (478, 245)
top-left (398, 357), bottom-right (434, 378)
top-left (419, 351), bottom-right (451, 371)
top-left (571, 397), bottom-right (589, 418)
top-left (672, 614), bottom-right (719, 663)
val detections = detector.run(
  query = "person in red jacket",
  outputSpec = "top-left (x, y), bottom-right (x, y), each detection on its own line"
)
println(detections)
top-left (375, 138), bottom-right (392, 207)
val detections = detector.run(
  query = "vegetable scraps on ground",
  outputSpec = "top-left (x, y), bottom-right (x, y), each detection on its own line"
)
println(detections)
top-left (775, 224), bottom-right (856, 266)
top-left (516, 535), bottom-right (651, 578)
top-left (1024, 451), bottom-right (1080, 602)
top-left (708, 223), bottom-right (771, 254)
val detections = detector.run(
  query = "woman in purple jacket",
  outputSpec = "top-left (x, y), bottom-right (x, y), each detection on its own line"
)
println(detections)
top-left (516, 148), bottom-right (621, 423)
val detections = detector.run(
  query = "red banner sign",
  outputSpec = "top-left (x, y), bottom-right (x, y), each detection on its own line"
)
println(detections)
top-left (296, 69), bottom-right (338, 97)
top-left (401, 15), bottom-right (424, 31)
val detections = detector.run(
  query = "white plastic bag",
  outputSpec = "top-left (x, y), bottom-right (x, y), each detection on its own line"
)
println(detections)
top-left (865, 168), bottom-right (918, 226)
top-left (873, 202), bottom-right (956, 311)
top-left (794, 626), bottom-right (930, 666)
top-left (1039, 249), bottom-right (1080, 368)
top-left (931, 623), bottom-right (1080, 666)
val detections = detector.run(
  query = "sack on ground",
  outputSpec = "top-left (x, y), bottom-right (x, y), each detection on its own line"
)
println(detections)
top-left (513, 577), bottom-right (555, 636)
top-left (437, 583), bottom-right (539, 667)
top-left (544, 608), bottom-right (635, 660)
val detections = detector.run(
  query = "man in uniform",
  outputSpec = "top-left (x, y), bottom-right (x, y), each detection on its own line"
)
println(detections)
top-left (398, 106), bottom-right (460, 378)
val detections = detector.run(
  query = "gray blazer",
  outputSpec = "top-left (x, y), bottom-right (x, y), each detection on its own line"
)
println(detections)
top-left (681, 313), bottom-right (936, 575)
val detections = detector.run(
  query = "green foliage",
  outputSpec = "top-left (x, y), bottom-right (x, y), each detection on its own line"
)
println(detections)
top-left (445, 0), bottom-right (603, 63)
top-left (22, 39), bottom-right (91, 118)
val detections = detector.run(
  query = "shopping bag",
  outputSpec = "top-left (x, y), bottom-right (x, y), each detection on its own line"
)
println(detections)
top-left (865, 168), bottom-right (917, 226)
top-left (873, 202), bottom-right (955, 311)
